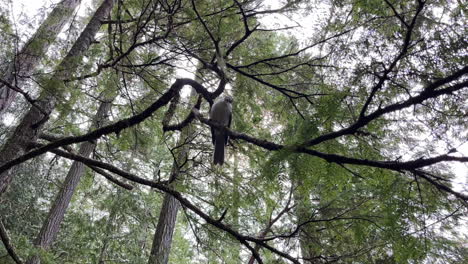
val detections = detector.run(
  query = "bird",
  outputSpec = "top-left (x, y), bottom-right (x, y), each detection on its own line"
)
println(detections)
top-left (209, 95), bottom-right (233, 165)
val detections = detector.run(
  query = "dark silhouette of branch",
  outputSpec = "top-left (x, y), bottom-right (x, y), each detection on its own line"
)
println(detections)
top-left (89, 165), bottom-right (133, 190)
top-left (26, 142), bottom-right (300, 264)
top-left (35, 136), bottom-right (134, 190)
top-left (359, 1), bottom-right (425, 118)
top-left (191, 0), bottom-right (219, 51)
top-left (64, 5), bottom-right (178, 83)
top-left (244, 1), bottom-right (300, 18)
top-left (29, 142), bottom-right (165, 189)
top-left (413, 170), bottom-right (468, 201)
top-left (233, 27), bottom-right (354, 70)
top-left (0, 78), bottom-right (47, 116)
top-left (0, 219), bottom-right (24, 264)
top-left (0, 78), bottom-right (211, 175)
top-left (192, 110), bottom-right (468, 201)
top-left (225, 0), bottom-right (259, 57)
top-left (383, 0), bottom-right (409, 27)
top-left (304, 66), bottom-right (468, 147)
top-left (163, 95), bottom-right (202, 132)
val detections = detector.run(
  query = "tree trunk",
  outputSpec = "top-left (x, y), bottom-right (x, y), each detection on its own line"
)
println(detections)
top-left (0, 0), bottom-right (82, 116)
top-left (147, 80), bottom-right (199, 264)
top-left (26, 91), bottom-right (115, 264)
top-left (148, 192), bottom-right (181, 264)
top-left (0, 0), bottom-right (115, 196)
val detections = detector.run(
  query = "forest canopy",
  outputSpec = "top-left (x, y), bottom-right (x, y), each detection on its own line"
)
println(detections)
top-left (0, 0), bottom-right (467, 263)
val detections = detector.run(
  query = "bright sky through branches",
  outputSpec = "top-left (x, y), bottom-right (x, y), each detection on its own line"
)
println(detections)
top-left (8, 0), bottom-right (467, 193)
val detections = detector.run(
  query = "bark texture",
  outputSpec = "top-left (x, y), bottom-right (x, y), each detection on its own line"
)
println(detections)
top-left (0, 0), bottom-right (115, 195)
top-left (148, 192), bottom-right (181, 264)
top-left (147, 85), bottom-right (199, 264)
top-left (0, 0), bottom-right (82, 116)
top-left (26, 93), bottom-right (114, 264)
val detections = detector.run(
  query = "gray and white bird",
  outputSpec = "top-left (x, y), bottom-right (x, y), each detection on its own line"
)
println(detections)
top-left (209, 95), bottom-right (233, 165)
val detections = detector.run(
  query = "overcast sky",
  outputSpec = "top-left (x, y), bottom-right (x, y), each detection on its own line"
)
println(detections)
top-left (7, 0), bottom-right (467, 193)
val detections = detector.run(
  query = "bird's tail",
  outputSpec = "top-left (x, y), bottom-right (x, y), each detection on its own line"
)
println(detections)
top-left (213, 133), bottom-right (225, 165)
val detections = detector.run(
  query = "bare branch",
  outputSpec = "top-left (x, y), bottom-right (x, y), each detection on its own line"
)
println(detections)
top-left (0, 78), bottom-right (47, 116)
top-left (0, 78), bottom-right (212, 175)
top-left (359, 1), bottom-right (426, 118)
top-left (27, 141), bottom-right (300, 263)
top-left (0, 219), bottom-right (24, 264)
top-left (383, 0), bottom-right (409, 27)
top-left (305, 66), bottom-right (468, 147)
top-left (225, 0), bottom-right (258, 57)
top-left (413, 170), bottom-right (468, 202)
top-left (192, 110), bottom-right (468, 201)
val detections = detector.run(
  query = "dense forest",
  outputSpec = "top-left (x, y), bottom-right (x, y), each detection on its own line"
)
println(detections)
top-left (0, 0), bottom-right (467, 263)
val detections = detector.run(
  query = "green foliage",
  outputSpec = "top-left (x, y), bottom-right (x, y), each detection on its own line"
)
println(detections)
top-left (1, 0), bottom-right (467, 263)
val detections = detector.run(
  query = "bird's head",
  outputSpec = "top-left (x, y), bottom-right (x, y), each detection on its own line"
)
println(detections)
top-left (224, 95), bottom-right (233, 104)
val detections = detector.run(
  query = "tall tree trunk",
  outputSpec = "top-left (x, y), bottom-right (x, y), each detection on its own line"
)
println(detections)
top-left (147, 79), bottom-right (199, 264)
top-left (26, 89), bottom-right (116, 264)
top-left (148, 190), bottom-right (181, 264)
top-left (0, 0), bottom-right (82, 117)
top-left (0, 0), bottom-right (115, 196)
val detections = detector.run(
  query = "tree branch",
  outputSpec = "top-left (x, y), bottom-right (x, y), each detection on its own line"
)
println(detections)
top-left (192, 110), bottom-right (468, 201)
top-left (0, 78), bottom-right (212, 175)
top-left (27, 141), bottom-right (300, 263)
top-left (0, 219), bottom-right (24, 264)
top-left (304, 66), bottom-right (468, 147)
top-left (359, 0), bottom-right (425, 118)
top-left (412, 170), bottom-right (468, 201)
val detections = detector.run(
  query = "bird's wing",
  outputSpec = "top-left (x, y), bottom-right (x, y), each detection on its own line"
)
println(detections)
top-left (225, 110), bottom-right (232, 145)
top-left (209, 102), bottom-right (217, 145)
